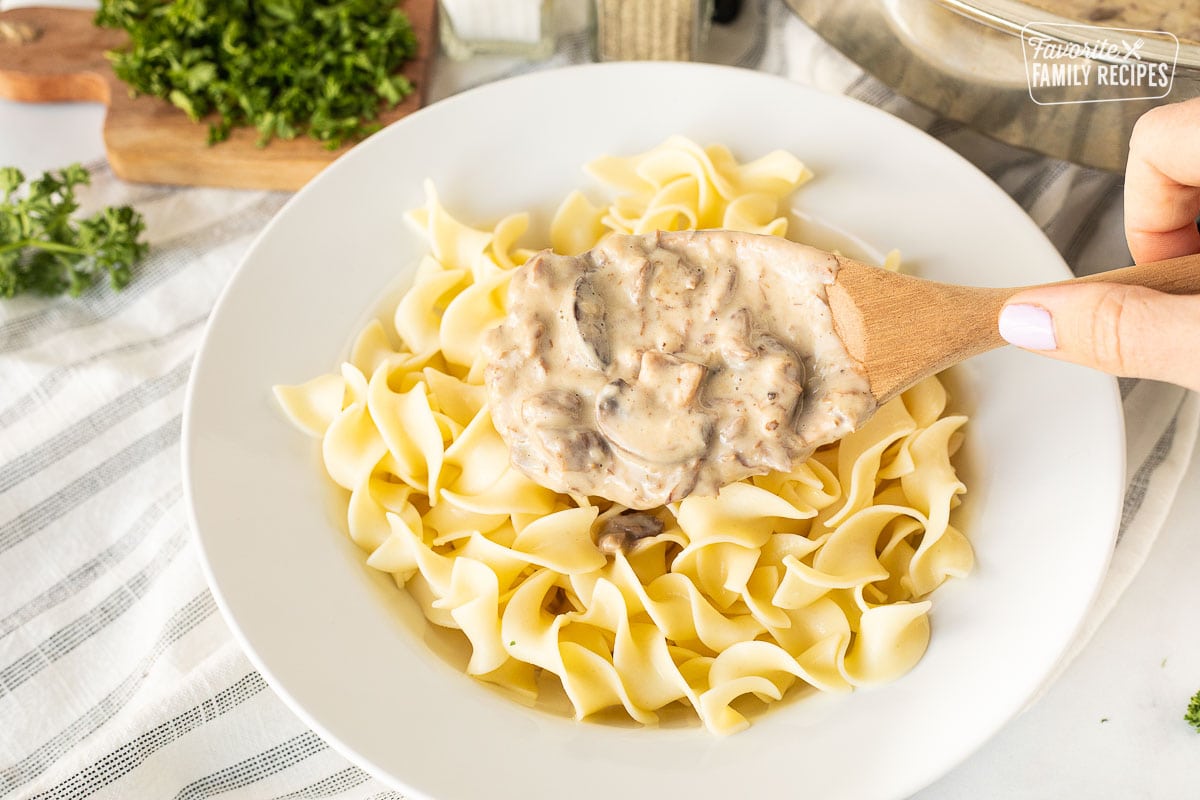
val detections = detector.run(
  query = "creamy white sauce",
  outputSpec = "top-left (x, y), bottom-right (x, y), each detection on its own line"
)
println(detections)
top-left (483, 230), bottom-right (877, 509)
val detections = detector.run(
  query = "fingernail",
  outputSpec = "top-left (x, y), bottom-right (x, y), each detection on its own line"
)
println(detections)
top-left (999, 304), bottom-right (1058, 351)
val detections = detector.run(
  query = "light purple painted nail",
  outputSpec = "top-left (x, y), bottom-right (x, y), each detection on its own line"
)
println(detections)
top-left (998, 304), bottom-right (1058, 351)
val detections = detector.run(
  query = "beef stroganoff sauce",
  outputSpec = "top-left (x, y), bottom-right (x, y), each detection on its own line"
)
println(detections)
top-left (484, 230), bottom-right (877, 509)
top-left (274, 137), bottom-right (973, 734)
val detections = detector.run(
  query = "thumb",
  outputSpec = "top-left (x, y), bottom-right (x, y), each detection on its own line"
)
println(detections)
top-left (997, 282), bottom-right (1200, 391)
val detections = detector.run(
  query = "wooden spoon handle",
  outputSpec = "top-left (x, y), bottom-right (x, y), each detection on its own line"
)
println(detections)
top-left (832, 251), bottom-right (1200, 405)
top-left (0, 7), bottom-right (125, 104)
top-left (978, 251), bottom-right (1200, 348)
top-left (1067, 252), bottom-right (1200, 293)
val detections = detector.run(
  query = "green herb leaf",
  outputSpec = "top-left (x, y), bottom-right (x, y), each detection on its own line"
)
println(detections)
top-left (1187, 688), bottom-right (1200, 732)
top-left (96, 0), bottom-right (420, 148)
top-left (0, 167), bottom-right (23, 197)
top-left (0, 164), bottom-right (148, 299)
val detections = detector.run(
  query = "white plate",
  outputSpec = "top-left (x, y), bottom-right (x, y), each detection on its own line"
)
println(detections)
top-left (182, 63), bottom-right (1123, 800)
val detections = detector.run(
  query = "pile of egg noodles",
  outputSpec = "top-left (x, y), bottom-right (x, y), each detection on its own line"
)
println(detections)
top-left (274, 136), bottom-right (973, 734)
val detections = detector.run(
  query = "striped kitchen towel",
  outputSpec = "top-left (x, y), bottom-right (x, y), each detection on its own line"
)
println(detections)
top-left (1, 1), bottom-right (1196, 798)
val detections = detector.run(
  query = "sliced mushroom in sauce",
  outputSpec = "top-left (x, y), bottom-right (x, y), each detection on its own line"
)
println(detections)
top-left (596, 511), bottom-right (666, 555)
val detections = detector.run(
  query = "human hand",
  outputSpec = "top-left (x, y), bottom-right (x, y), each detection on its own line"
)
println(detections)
top-left (997, 98), bottom-right (1200, 392)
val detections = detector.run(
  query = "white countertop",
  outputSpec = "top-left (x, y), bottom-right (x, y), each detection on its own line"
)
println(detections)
top-left (2, 49), bottom-right (1198, 800)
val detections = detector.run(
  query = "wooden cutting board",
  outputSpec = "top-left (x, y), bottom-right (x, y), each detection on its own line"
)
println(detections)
top-left (0, 2), bottom-right (437, 191)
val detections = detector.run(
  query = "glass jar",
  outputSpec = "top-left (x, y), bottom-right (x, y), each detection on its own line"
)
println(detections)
top-left (438, 0), bottom-right (557, 60)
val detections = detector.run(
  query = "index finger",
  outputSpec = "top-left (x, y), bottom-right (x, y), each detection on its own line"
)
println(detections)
top-left (1124, 98), bottom-right (1200, 264)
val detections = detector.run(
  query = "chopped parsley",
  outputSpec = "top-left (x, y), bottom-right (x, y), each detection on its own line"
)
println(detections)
top-left (95, 0), bottom-right (419, 149)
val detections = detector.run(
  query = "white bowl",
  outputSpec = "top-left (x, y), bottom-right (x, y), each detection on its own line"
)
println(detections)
top-left (182, 62), bottom-right (1123, 800)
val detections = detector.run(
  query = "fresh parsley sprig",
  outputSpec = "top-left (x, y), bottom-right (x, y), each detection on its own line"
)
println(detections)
top-left (0, 164), bottom-right (148, 299)
top-left (95, 0), bottom-right (420, 149)
top-left (1187, 687), bottom-right (1200, 732)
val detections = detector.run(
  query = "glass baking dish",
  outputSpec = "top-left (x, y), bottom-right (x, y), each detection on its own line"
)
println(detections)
top-left (785, 0), bottom-right (1199, 171)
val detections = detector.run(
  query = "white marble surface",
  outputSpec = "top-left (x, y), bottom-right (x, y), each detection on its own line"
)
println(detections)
top-left (2, 48), bottom-right (1198, 800)
top-left (922, 442), bottom-right (1200, 799)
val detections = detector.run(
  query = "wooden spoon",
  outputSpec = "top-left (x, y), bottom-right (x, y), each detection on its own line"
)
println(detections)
top-left (825, 250), bottom-right (1200, 404)
top-left (488, 231), bottom-right (1197, 506)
